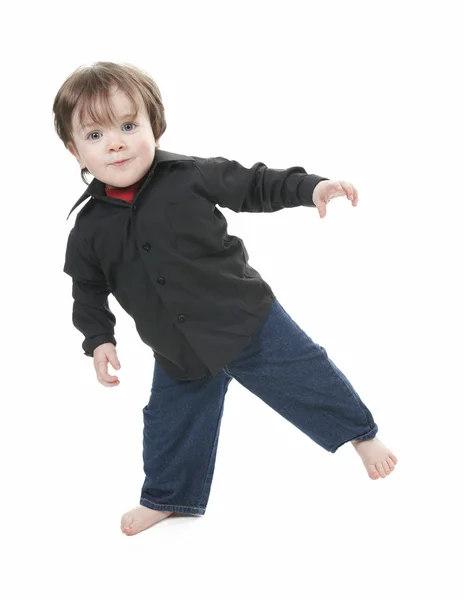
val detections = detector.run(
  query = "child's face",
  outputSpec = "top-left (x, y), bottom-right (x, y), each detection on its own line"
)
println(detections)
top-left (67, 85), bottom-right (159, 188)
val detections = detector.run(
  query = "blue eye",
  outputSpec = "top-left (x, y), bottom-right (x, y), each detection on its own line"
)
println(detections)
top-left (87, 122), bottom-right (137, 141)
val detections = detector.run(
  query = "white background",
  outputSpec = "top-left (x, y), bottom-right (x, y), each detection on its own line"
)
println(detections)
top-left (2, 0), bottom-right (463, 598)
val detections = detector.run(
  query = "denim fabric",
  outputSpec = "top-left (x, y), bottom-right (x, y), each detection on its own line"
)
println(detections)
top-left (140, 297), bottom-right (378, 516)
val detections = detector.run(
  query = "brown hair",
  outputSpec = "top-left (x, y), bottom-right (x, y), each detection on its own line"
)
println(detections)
top-left (52, 61), bottom-right (167, 184)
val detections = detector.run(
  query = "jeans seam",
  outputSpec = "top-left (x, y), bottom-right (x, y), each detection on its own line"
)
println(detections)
top-left (140, 498), bottom-right (204, 511)
top-left (327, 424), bottom-right (378, 453)
top-left (198, 375), bottom-right (230, 506)
top-left (321, 353), bottom-right (373, 430)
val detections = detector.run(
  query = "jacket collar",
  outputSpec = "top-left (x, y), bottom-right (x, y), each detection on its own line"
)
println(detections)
top-left (66, 148), bottom-right (194, 221)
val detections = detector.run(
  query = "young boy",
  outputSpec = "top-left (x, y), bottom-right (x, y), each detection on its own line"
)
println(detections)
top-left (55, 61), bottom-right (397, 537)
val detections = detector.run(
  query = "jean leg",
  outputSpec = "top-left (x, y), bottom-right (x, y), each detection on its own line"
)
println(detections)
top-left (223, 298), bottom-right (378, 453)
top-left (140, 360), bottom-right (233, 516)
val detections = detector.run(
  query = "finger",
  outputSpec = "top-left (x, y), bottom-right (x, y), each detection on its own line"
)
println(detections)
top-left (101, 373), bottom-right (119, 383)
top-left (327, 182), bottom-right (345, 200)
top-left (347, 183), bottom-right (358, 205)
top-left (110, 357), bottom-right (121, 370)
top-left (337, 181), bottom-right (357, 204)
top-left (95, 358), bottom-right (119, 384)
top-left (97, 375), bottom-right (119, 385)
top-left (98, 375), bottom-right (120, 386)
top-left (337, 180), bottom-right (351, 200)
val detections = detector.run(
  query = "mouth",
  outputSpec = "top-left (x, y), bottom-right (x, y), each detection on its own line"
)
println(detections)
top-left (111, 158), bottom-right (131, 166)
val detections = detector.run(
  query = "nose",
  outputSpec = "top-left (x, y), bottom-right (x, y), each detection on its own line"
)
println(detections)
top-left (106, 132), bottom-right (127, 152)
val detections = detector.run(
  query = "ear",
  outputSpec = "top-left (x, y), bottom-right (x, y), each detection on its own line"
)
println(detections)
top-left (67, 142), bottom-right (86, 169)
top-left (66, 141), bottom-right (77, 158)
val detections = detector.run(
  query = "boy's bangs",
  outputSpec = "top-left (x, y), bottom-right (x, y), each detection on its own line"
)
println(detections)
top-left (77, 87), bottom-right (142, 131)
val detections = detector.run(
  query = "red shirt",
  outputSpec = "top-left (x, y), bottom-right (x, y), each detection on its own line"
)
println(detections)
top-left (105, 179), bottom-right (144, 203)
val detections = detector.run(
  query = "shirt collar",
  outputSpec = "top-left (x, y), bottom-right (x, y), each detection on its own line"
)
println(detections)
top-left (66, 148), bottom-right (194, 221)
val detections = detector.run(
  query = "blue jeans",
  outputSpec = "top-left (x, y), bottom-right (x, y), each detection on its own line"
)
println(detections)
top-left (140, 297), bottom-right (378, 516)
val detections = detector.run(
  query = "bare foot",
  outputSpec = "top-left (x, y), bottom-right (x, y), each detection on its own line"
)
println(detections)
top-left (351, 437), bottom-right (398, 480)
top-left (121, 505), bottom-right (173, 536)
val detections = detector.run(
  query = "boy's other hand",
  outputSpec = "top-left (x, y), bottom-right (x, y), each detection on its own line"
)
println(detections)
top-left (312, 180), bottom-right (359, 219)
top-left (93, 342), bottom-right (121, 387)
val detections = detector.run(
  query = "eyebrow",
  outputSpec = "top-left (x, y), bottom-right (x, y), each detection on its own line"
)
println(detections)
top-left (81, 112), bottom-right (137, 131)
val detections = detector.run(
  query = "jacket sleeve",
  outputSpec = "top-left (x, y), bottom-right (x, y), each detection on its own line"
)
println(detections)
top-left (63, 226), bottom-right (117, 357)
top-left (193, 155), bottom-right (330, 213)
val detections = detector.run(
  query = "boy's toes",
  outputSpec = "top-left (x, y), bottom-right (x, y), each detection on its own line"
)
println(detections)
top-left (368, 467), bottom-right (380, 480)
top-left (368, 459), bottom-right (396, 480)
top-left (121, 516), bottom-right (134, 535)
top-left (376, 462), bottom-right (387, 478)
top-left (121, 525), bottom-right (135, 535)
top-left (387, 457), bottom-right (395, 470)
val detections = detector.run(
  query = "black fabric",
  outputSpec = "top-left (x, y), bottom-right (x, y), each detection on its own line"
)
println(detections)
top-left (63, 149), bottom-right (329, 380)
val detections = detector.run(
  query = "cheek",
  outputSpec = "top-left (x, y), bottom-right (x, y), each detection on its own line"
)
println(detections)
top-left (134, 140), bottom-right (156, 162)
top-left (85, 148), bottom-right (102, 165)
top-left (138, 137), bottom-right (155, 152)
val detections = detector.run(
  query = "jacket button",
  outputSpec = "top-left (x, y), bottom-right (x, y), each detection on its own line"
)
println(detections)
top-left (178, 314), bottom-right (186, 322)
top-left (142, 243), bottom-right (151, 251)
top-left (157, 277), bottom-right (165, 284)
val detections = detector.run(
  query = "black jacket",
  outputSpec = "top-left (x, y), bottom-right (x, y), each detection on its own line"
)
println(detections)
top-left (63, 149), bottom-right (329, 380)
